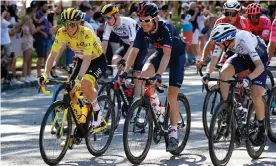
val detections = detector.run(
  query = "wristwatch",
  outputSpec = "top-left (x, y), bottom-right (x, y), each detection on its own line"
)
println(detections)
top-left (77, 75), bottom-right (82, 81)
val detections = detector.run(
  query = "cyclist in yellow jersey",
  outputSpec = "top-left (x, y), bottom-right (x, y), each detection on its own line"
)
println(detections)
top-left (38, 8), bottom-right (107, 127)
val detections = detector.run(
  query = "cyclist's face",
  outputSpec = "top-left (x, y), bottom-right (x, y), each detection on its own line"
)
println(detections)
top-left (224, 10), bottom-right (238, 25)
top-left (104, 14), bottom-right (116, 25)
top-left (65, 21), bottom-right (79, 36)
top-left (247, 14), bottom-right (260, 25)
top-left (139, 16), bottom-right (155, 32)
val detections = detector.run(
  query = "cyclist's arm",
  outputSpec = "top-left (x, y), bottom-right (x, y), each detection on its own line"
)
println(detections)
top-left (123, 22), bottom-right (137, 61)
top-left (101, 23), bottom-right (112, 54)
top-left (268, 41), bottom-right (276, 62)
top-left (124, 47), bottom-right (139, 72)
top-left (157, 47), bottom-right (171, 75)
top-left (206, 56), bottom-right (219, 74)
top-left (123, 42), bottom-right (134, 61)
top-left (45, 51), bottom-right (58, 74)
top-left (201, 38), bottom-right (216, 62)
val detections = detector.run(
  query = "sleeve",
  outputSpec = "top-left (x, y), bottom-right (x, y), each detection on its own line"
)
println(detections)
top-left (51, 28), bottom-right (66, 53)
top-left (1, 19), bottom-right (11, 28)
top-left (240, 33), bottom-right (261, 62)
top-left (128, 21), bottom-right (137, 43)
top-left (270, 20), bottom-right (276, 43)
top-left (261, 18), bottom-right (271, 42)
top-left (211, 45), bottom-right (223, 57)
top-left (84, 29), bottom-right (103, 56)
top-left (162, 25), bottom-right (173, 49)
top-left (240, 18), bottom-right (251, 32)
top-left (133, 28), bottom-right (145, 49)
top-left (102, 22), bottom-right (111, 41)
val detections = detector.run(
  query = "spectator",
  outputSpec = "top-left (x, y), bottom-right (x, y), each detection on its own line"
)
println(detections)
top-left (34, 1), bottom-right (51, 77)
top-left (21, 7), bottom-right (44, 83)
top-left (91, 11), bottom-right (103, 33)
top-left (7, 4), bottom-right (22, 84)
top-left (159, 4), bottom-right (170, 22)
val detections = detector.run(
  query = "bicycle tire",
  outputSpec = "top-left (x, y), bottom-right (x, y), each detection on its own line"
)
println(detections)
top-left (209, 101), bottom-right (236, 166)
top-left (267, 86), bottom-right (276, 143)
top-left (85, 95), bottom-right (115, 156)
top-left (98, 82), bottom-right (122, 128)
top-left (245, 97), bottom-right (267, 159)
top-left (169, 93), bottom-right (191, 155)
top-left (267, 70), bottom-right (275, 91)
top-left (39, 101), bottom-right (72, 165)
top-left (123, 98), bottom-right (153, 165)
top-left (203, 84), bottom-right (220, 138)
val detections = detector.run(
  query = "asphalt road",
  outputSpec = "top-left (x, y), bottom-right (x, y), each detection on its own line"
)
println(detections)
top-left (1, 65), bottom-right (276, 166)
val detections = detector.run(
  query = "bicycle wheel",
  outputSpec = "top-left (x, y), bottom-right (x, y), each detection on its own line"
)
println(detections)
top-left (123, 98), bottom-right (153, 165)
top-left (85, 95), bottom-right (115, 156)
top-left (245, 97), bottom-right (267, 159)
top-left (52, 84), bottom-right (65, 102)
top-left (264, 70), bottom-right (275, 98)
top-left (98, 82), bottom-right (121, 128)
top-left (203, 84), bottom-right (221, 138)
top-left (169, 93), bottom-right (191, 155)
top-left (267, 86), bottom-right (276, 143)
top-left (39, 101), bottom-right (72, 165)
top-left (209, 101), bottom-right (236, 166)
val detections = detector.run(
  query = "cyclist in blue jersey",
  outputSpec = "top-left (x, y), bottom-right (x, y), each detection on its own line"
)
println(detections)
top-left (119, 2), bottom-right (186, 151)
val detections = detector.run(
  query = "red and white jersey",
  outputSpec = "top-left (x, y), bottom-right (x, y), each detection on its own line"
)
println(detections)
top-left (215, 15), bottom-right (250, 31)
top-left (270, 19), bottom-right (276, 43)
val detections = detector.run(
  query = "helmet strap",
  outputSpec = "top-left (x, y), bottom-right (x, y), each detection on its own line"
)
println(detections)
top-left (223, 41), bottom-right (231, 52)
top-left (112, 14), bottom-right (118, 26)
top-left (150, 18), bottom-right (158, 34)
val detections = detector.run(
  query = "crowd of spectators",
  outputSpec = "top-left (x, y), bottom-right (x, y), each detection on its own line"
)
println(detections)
top-left (1, 0), bottom-right (276, 89)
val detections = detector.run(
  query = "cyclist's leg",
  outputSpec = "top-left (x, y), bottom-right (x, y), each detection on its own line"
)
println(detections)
top-left (81, 54), bottom-right (107, 127)
top-left (132, 48), bottom-right (147, 99)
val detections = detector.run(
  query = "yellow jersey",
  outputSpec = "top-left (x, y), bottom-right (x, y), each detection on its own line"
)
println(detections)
top-left (51, 26), bottom-right (103, 60)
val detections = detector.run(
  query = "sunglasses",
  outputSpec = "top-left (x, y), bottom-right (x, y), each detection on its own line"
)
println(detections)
top-left (248, 14), bottom-right (260, 20)
top-left (139, 18), bottom-right (154, 23)
top-left (104, 15), bottom-right (113, 20)
top-left (64, 22), bottom-right (78, 27)
top-left (224, 12), bottom-right (237, 17)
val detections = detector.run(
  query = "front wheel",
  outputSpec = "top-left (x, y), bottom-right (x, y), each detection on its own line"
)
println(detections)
top-left (267, 86), bottom-right (276, 143)
top-left (39, 101), bottom-right (72, 165)
top-left (209, 101), bottom-right (235, 166)
top-left (123, 98), bottom-right (153, 165)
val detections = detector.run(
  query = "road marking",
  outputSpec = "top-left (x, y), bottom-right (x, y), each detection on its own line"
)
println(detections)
top-left (1, 148), bottom-right (38, 157)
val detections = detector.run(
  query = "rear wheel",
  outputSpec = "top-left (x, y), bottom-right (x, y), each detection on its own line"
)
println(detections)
top-left (267, 86), bottom-right (276, 143)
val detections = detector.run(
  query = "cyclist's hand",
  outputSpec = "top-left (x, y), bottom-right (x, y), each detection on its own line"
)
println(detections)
top-left (117, 59), bottom-right (126, 71)
top-left (240, 76), bottom-right (251, 88)
top-left (202, 73), bottom-right (210, 84)
top-left (38, 73), bottom-right (48, 86)
top-left (119, 72), bottom-right (128, 83)
top-left (72, 79), bottom-right (81, 92)
top-left (196, 59), bottom-right (204, 69)
top-left (152, 73), bottom-right (162, 86)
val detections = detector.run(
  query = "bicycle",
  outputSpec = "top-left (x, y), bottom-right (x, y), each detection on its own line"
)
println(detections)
top-left (122, 77), bottom-right (191, 164)
top-left (98, 68), bottom-right (134, 129)
top-left (207, 77), bottom-right (268, 166)
top-left (38, 80), bottom-right (115, 165)
top-left (267, 85), bottom-right (276, 143)
top-left (200, 65), bottom-right (274, 139)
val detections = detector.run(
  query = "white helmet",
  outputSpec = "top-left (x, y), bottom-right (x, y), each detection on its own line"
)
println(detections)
top-left (223, 0), bottom-right (241, 11)
top-left (210, 23), bottom-right (237, 43)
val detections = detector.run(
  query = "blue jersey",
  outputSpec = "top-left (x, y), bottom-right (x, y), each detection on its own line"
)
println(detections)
top-left (133, 21), bottom-right (186, 58)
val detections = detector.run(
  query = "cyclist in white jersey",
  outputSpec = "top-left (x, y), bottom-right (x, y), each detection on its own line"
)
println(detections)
top-left (210, 23), bottom-right (268, 146)
top-left (101, 4), bottom-right (147, 98)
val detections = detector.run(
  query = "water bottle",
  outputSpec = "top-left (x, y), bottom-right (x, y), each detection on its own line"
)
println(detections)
top-left (80, 105), bottom-right (89, 123)
top-left (157, 104), bottom-right (166, 123)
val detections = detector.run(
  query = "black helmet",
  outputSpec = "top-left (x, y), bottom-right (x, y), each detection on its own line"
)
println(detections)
top-left (61, 8), bottom-right (82, 22)
top-left (138, 3), bottom-right (158, 18)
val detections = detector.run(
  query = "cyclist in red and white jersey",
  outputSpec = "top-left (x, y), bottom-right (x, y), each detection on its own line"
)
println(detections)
top-left (197, 0), bottom-right (250, 73)
top-left (268, 19), bottom-right (276, 62)
top-left (246, 3), bottom-right (271, 43)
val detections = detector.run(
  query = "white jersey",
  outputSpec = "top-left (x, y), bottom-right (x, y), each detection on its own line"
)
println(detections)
top-left (103, 16), bottom-right (137, 45)
top-left (212, 30), bottom-right (264, 62)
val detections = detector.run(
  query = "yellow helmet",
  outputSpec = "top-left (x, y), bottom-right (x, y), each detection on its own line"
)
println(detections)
top-left (61, 8), bottom-right (82, 22)
top-left (101, 4), bottom-right (119, 16)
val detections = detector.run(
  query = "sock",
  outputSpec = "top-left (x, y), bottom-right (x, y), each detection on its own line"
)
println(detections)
top-left (91, 99), bottom-right (100, 112)
top-left (171, 126), bottom-right (178, 139)
top-left (113, 67), bottom-right (118, 77)
top-left (258, 119), bottom-right (265, 133)
top-left (94, 110), bottom-right (99, 121)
